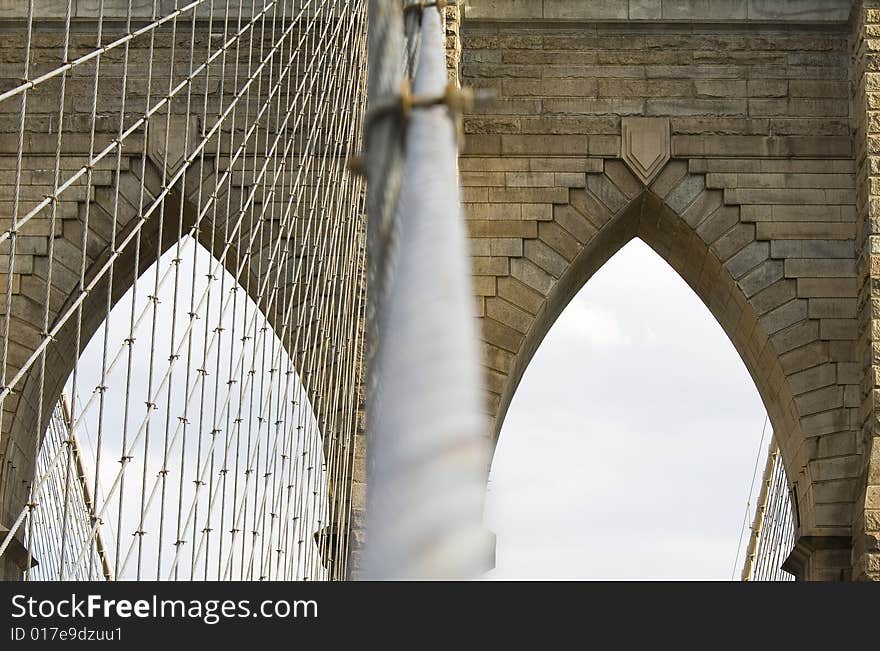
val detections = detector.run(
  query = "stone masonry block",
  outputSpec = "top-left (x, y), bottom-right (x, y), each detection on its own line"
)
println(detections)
top-left (524, 238), bottom-right (568, 278)
top-left (497, 276), bottom-right (544, 315)
top-left (553, 204), bottom-right (599, 243)
top-left (587, 173), bottom-right (630, 214)
top-left (538, 221), bottom-right (582, 261)
top-left (808, 298), bottom-right (858, 319)
top-left (784, 259), bottom-right (856, 278)
top-left (666, 174), bottom-right (706, 214)
top-left (510, 257), bottom-right (555, 295)
top-left (726, 240), bottom-right (769, 279)
top-left (738, 259), bottom-right (784, 297)
top-left (759, 298), bottom-right (808, 335)
top-left (486, 297), bottom-right (533, 334)
top-left (750, 278), bottom-right (797, 314)
top-left (796, 277), bottom-right (859, 297)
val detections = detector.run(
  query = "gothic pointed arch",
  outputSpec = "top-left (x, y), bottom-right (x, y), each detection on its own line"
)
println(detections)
top-left (466, 160), bottom-right (860, 558)
top-left (0, 151), bottom-right (360, 578)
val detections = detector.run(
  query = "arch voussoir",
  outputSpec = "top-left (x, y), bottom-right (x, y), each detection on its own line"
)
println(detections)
top-left (463, 141), bottom-right (859, 581)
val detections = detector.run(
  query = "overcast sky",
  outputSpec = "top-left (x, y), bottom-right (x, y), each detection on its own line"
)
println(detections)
top-left (62, 236), bottom-right (329, 580)
top-left (60, 235), bottom-right (769, 581)
top-left (484, 238), bottom-right (768, 581)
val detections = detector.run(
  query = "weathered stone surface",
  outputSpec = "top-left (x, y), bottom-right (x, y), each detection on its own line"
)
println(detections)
top-left (2, 1), bottom-right (873, 582)
top-left (463, 0), bottom-right (851, 22)
top-left (620, 117), bottom-right (671, 185)
top-left (458, 7), bottom-right (867, 581)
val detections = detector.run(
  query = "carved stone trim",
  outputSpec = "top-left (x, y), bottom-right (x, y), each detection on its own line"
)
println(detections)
top-left (782, 535), bottom-right (851, 581)
top-left (147, 116), bottom-right (199, 176)
top-left (620, 117), bottom-right (670, 186)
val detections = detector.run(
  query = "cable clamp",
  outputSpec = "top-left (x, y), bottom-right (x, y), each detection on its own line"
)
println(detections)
top-left (350, 83), bottom-right (491, 176)
top-left (365, 80), bottom-right (474, 128)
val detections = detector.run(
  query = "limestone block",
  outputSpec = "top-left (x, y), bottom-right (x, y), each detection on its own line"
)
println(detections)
top-left (666, 174), bottom-right (706, 214)
top-left (604, 160), bottom-right (643, 199)
top-left (554, 203), bottom-right (600, 241)
top-left (647, 98), bottom-right (748, 117)
top-left (482, 317), bottom-right (525, 354)
top-left (770, 319), bottom-right (819, 355)
top-left (630, 0), bottom-right (662, 19)
top-left (473, 276), bottom-right (497, 297)
top-left (501, 135), bottom-right (589, 156)
top-left (482, 343), bottom-right (516, 373)
top-left (488, 238), bottom-right (524, 257)
top-left (747, 0), bottom-right (851, 21)
top-left (779, 341), bottom-right (830, 375)
top-left (497, 276), bottom-right (544, 314)
top-left (770, 240), bottom-right (854, 258)
top-left (510, 257), bottom-right (555, 294)
top-left (524, 239), bottom-right (568, 278)
top-left (796, 278), bottom-right (859, 297)
top-left (538, 221), bottom-right (583, 261)
top-left (681, 190), bottom-right (723, 229)
top-left (808, 298), bottom-right (858, 319)
top-left (789, 363), bottom-right (838, 395)
top-left (726, 240), bottom-right (769, 279)
top-left (711, 223), bottom-right (755, 262)
top-left (543, 1), bottom-right (628, 19)
top-left (472, 256), bottom-right (510, 276)
top-left (662, 0), bottom-right (747, 20)
top-left (486, 297), bottom-right (532, 334)
top-left (750, 278), bottom-right (797, 315)
top-left (587, 174), bottom-right (629, 213)
top-left (489, 187), bottom-right (568, 204)
top-left (650, 160), bottom-right (689, 198)
top-left (819, 319), bottom-right (857, 340)
top-left (468, 220), bottom-right (538, 238)
top-left (756, 223), bottom-right (856, 240)
top-left (554, 172), bottom-right (587, 188)
top-left (465, 0), bottom-right (543, 20)
top-left (784, 259), bottom-right (857, 278)
top-left (506, 172), bottom-right (555, 188)
top-left (759, 298), bottom-right (808, 335)
top-left (737, 259), bottom-right (784, 297)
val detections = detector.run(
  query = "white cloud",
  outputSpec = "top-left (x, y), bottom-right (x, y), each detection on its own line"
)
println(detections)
top-left (553, 301), bottom-right (631, 349)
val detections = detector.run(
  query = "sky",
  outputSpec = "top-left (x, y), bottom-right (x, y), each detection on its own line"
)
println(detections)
top-left (483, 238), bottom-right (769, 581)
top-left (52, 236), bottom-right (329, 581)
top-left (43, 235), bottom-right (770, 581)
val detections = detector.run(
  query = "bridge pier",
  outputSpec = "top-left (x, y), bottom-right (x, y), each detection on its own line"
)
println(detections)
top-left (457, 0), bottom-right (879, 580)
top-left (4, 0), bottom-right (880, 580)
top-left (784, 535), bottom-right (853, 581)
top-left (0, 525), bottom-right (32, 580)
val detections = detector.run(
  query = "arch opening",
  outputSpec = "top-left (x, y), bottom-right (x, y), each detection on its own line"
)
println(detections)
top-left (488, 191), bottom-right (803, 488)
top-left (21, 233), bottom-right (338, 581)
top-left (486, 237), bottom-right (787, 579)
top-left (479, 185), bottom-right (809, 579)
top-left (1, 143), bottom-right (366, 580)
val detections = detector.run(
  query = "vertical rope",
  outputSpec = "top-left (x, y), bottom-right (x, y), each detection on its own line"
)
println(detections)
top-left (740, 436), bottom-right (795, 582)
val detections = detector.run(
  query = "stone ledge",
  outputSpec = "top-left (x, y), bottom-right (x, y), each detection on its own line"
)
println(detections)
top-left (465, 0), bottom-right (852, 24)
top-left (782, 534), bottom-right (852, 580)
top-left (0, 524), bottom-right (37, 575)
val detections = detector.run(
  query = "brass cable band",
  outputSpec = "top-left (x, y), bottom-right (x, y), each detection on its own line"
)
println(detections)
top-left (351, 84), bottom-right (492, 176)
top-left (364, 82), bottom-right (475, 129)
